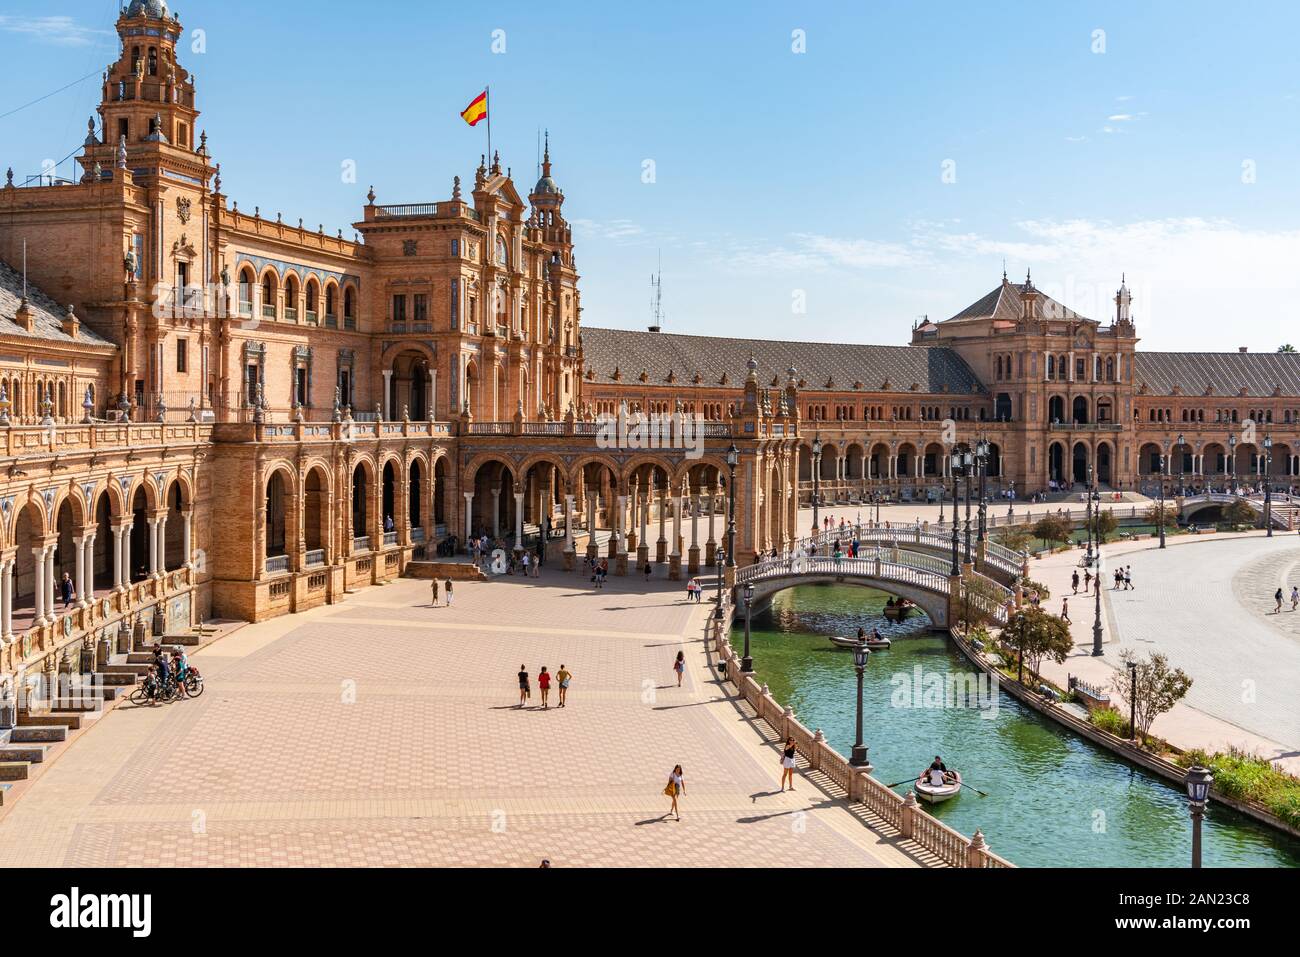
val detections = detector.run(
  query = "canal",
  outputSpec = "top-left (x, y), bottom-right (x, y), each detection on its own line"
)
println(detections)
top-left (734, 583), bottom-right (1300, 867)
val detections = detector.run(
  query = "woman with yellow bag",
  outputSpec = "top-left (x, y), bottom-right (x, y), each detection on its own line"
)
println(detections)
top-left (663, 765), bottom-right (685, 821)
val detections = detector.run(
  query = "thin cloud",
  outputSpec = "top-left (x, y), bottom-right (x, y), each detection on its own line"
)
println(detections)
top-left (0, 15), bottom-right (111, 47)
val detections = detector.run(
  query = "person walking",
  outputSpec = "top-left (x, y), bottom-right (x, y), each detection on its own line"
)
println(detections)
top-left (643, 562), bottom-right (652, 583)
top-left (430, 578), bottom-right (439, 607)
top-left (1061, 597), bottom-right (1071, 623)
top-left (60, 572), bottom-right (75, 608)
top-left (673, 650), bottom-right (685, 687)
top-left (444, 578), bottom-right (454, 606)
top-left (779, 736), bottom-right (798, 791)
top-left (1124, 565), bottom-right (1133, 590)
top-left (1291, 586), bottom-right (1299, 612)
top-left (538, 666), bottom-right (552, 708)
top-left (1071, 570), bottom-right (1079, 594)
top-left (555, 664), bottom-right (572, 707)
top-left (1083, 568), bottom-right (1092, 593)
top-left (663, 765), bottom-right (685, 821)
top-left (521, 550), bottom-right (531, 579)
top-left (517, 665), bottom-right (531, 708)
top-left (1275, 587), bottom-right (1284, 614)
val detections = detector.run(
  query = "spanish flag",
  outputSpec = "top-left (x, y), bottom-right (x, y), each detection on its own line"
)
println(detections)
top-left (460, 90), bottom-right (488, 127)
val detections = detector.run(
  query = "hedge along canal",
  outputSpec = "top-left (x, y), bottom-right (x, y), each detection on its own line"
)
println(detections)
top-left (733, 583), bottom-right (1300, 868)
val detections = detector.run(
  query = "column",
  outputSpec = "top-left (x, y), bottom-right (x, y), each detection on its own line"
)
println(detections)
top-left (706, 489), bottom-right (717, 565)
top-left (1, 557), bottom-right (12, 643)
top-left (32, 544), bottom-right (46, 625)
top-left (182, 511), bottom-right (193, 567)
top-left (688, 490), bottom-right (701, 574)
top-left (123, 523), bottom-right (132, 585)
top-left (655, 478), bottom-right (667, 563)
top-left (157, 515), bottom-right (168, 575)
top-left (45, 546), bottom-right (55, 619)
top-left (513, 490), bottom-right (524, 551)
top-left (381, 369), bottom-right (392, 420)
top-left (562, 493), bottom-right (575, 570)
top-left (73, 536), bottom-right (86, 606)
top-left (491, 487), bottom-right (501, 538)
top-left (463, 491), bottom-right (474, 540)
top-left (668, 478), bottom-right (683, 580)
top-left (585, 487), bottom-right (597, 559)
top-left (111, 526), bottom-right (123, 589)
top-left (83, 535), bottom-right (96, 602)
top-left (628, 480), bottom-right (639, 550)
top-left (148, 517), bottom-right (159, 575)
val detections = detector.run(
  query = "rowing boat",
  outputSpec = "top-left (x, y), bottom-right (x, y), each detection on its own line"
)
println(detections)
top-left (828, 635), bottom-right (891, 650)
top-left (914, 770), bottom-right (962, 803)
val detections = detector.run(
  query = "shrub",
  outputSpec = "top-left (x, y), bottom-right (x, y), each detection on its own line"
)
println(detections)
top-left (1178, 749), bottom-right (1300, 828)
top-left (1089, 707), bottom-right (1130, 737)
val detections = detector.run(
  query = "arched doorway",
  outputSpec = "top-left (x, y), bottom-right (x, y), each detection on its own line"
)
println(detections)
top-left (304, 467), bottom-right (329, 563)
top-left (1048, 396), bottom-right (1065, 424)
top-left (1072, 442), bottom-right (1089, 485)
top-left (1048, 442), bottom-right (1065, 485)
top-left (352, 462), bottom-right (371, 549)
top-left (265, 472), bottom-right (289, 570)
top-left (1072, 396), bottom-right (1089, 424)
top-left (381, 461), bottom-right (398, 540)
top-left (1096, 443), bottom-right (1112, 486)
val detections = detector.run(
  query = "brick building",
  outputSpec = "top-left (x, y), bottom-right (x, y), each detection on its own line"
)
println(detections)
top-left (0, 0), bottom-right (1296, 690)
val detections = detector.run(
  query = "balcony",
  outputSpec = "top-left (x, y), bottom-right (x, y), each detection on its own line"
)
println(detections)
top-left (262, 304), bottom-right (276, 320)
top-left (353, 535), bottom-right (371, 552)
top-left (411, 528), bottom-right (426, 544)
top-left (304, 549), bottom-right (326, 567)
top-left (305, 310), bottom-right (318, 325)
top-left (284, 307), bottom-right (298, 323)
top-left (239, 300), bottom-right (253, 317)
top-left (325, 312), bottom-right (338, 328)
top-left (383, 531), bottom-right (398, 547)
top-left (265, 554), bottom-right (290, 575)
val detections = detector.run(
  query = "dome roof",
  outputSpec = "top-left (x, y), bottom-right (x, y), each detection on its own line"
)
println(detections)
top-left (533, 175), bottom-right (560, 196)
top-left (125, 0), bottom-right (170, 19)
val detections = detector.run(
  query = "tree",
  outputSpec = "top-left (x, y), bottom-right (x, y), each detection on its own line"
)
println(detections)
top-left (1111, 650), bottom-right (1193, 740)
top-left (1003, 606), bottom-right (1074, 683)
top-left (1223, 498), bottom-right (1257, 529)
top-left (996, 527), bottom-right (1033, 556)
top-left (1033, 515), bottom-right (1073, 550)
top-left (1095, 509), bottom-right (1119, 542)
top-left (1144, 503), bottom-right (1178, 528)
top-left (1279, 344), bottom-right (1298, 353)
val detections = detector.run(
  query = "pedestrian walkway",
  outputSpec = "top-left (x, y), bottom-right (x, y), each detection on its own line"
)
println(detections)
top-left (1024, 531), bottom-right (1300, 774)
top-left (0, 565), bottom-right (922, 867)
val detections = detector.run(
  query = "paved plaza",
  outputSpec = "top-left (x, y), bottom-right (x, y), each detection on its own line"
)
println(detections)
top-left (0, 565), bottom-right (922, 868)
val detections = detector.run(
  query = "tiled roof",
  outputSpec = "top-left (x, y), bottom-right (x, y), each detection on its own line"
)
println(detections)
top-left (946, 280), bottom-right (1085, 323)
top-left (0, 259), bottom-right (114, 346)
top-left (1134, 352), bottom-right (1300, 397)
top-left (580, 327), bottom-right (983, 395)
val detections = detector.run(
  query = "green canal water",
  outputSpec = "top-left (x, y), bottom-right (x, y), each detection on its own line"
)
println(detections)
top-left (735, 584), bottom-right (1300, 868)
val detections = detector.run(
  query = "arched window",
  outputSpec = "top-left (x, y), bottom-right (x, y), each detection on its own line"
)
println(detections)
top-left (343, 286), bottom-right (356, 329)
top-left (284, 275), bottom-right (299, 320)
top-left (239, 267), bottom-right (255, 315)
top-left (305, 280), bottom-right (318, 322)
top-left (495, 235), bottom-right (508, 267)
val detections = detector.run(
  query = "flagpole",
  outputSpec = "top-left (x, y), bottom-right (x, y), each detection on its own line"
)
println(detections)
top-left (486, 85), bottom-right (492, 166)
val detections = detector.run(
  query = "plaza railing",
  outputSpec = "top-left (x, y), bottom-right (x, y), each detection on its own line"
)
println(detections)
top-left (709, 611), bottom-right (1013, 867)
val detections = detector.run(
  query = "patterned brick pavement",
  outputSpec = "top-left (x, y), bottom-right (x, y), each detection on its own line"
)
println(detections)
top-left (0, 567), bottom-right (919, 867)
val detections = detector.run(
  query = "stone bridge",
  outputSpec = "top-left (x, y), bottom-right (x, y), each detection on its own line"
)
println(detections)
top-left (733, 549), bottom-right (1014, 631)
top-left (1178, 492), bottom-right (1294, 529)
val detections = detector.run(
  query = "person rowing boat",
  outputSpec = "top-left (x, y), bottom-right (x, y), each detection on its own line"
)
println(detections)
top-left (914, 755), bottom-right (962, 803)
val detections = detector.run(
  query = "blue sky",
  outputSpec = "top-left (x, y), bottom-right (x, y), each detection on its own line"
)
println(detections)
top-left (3, 1), bottom-right (1300, 351)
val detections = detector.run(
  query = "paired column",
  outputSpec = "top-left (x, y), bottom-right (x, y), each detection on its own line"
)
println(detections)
top-left (562, 493), bottom-right (575, 569)
top-left (31, 544), bottom-right (46, 625)
top-left (182, 511), bottom-right (193, 567)
top-left (513, 490), bottom-right (524, 550)
top-left (1, 556), bottom-right (13, 643)
top-left (585, 487), bottom-right (597, 559)
top-left (147, 517), bottom-right (160, 576)
top-left (73, 536), bottom-right (86, 606)
top-left (463, 491), bottom-right (474, 541)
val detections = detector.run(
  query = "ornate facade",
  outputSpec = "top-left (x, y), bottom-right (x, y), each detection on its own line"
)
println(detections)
top-left (0, 0), bottom-right (1296, 692)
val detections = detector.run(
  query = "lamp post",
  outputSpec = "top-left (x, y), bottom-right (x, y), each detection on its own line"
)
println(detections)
top-left (740, 582), bottom-right (754, 673)
top-left (1084, 463), bottom-right (1095, 568)
top-left (811, 433), bottom-right (822, 534)
top-left (713, 548), bottom-right (726, 620)
top-left (963, 448), bottom-right (973, 565)
top-left (949, 450), bottom-right (962, 576)
top-left (1184, 765), bottom-right (1214, 868)
top-left (850, 641), bottom-right (871, 767)
top-left (976, 437), bottom-right (989, 544)
top-left (725, 444), bottom-right (739, 570)
top-left (1092, 486), bottom-right (1104, 656)
top-left (1176, 432), bottom-right (1185, 496)
top-left (1264, 434), bottom-right (1273, 537)
top-left (1228, 433), bottom-right (1236, 493)
top-left (1126, 659), bottom-right (1138, 738)
top-left (1158, 450), bottom-right (1167, 549)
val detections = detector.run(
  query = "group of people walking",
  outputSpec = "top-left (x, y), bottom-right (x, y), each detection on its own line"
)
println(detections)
top-left (516, 663), bottom-right (572, 709)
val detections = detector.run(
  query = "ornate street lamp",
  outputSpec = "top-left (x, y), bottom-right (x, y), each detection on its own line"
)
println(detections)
top-left (713, 548), bottom-right (726, 620)
top-left (1158, 449), bottom-right (1168, 550)
top-left (725, 444), bottom-right (739, 569)
top-left (1084, 463), bottom-right (1095, 567)
top-left (1264, 434), bottom-right (1274, 537)
top-left (1228, 433), bottom-right (1237, 491)
top-left (1174, 433), bottom-right (1185, 496)
top-left (740, 582), bottom-right (755, 673)
top-left (1092, 486), bottom-right (1104, 656)
top-left (949, 450), bottom-right (962, 575)
top-left (1184, 765), bottom-right (1214, 868)
top-left (850, 641), bottom-right (872, 768)
top-left (1126, 658), bottom-right (1138, 737)
top-left (976, 437), bottom-right (990, 544)
top-left (811, 433), bottom-right (823, 534)
top-left (962, 447), bottom-right (974, 565)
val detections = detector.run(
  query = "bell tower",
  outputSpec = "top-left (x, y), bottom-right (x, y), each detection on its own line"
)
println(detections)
top-left (85, 0), bottom-right (203, 174)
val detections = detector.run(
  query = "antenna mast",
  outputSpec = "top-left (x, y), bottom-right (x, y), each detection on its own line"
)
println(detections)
top-left (648, 251), bottom-right (663, 332)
